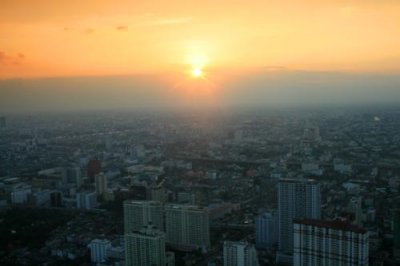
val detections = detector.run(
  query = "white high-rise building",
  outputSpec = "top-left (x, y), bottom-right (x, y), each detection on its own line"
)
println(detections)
top-left (11, 184), bottom-right (32, 204)
top-left (89, 239), bottom-right (111, 263)
top-left (95, 172), bottom-right (107, 197)
top-left (255, 210), bottom-right (278, 249)
top-left (76, 191), bottom-right (97, 209)
top-left (293, 219), bottom-right (369, 266)
top-left (278, 179), bottom-right (321, 263)
top-left (124, 200), bottom-right (164, 233)
top-left (125, 224), bottom-right (166, 266)
top-left (165, 204), bottom-right (210, 250)
top-left (223, 241), bottom-right (259, 266)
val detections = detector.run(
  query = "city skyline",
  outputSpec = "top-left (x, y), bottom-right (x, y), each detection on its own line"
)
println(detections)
top-left (1, 1), bottom-right (400, 113)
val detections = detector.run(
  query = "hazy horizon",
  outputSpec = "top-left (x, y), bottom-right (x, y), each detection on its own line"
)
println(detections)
top-left (1, 70), bottom-right (399, 114)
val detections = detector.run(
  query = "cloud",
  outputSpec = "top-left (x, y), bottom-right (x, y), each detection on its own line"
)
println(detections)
top-left (115, 25), bottom-right (128, 31)
top-left (84, 28), bottom-right (95, 34)
top-left (0, 51), bottom-right (25, 66)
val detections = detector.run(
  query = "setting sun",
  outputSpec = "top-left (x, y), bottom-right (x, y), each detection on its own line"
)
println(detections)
top-left (192, 68), bottom-right (203, 78)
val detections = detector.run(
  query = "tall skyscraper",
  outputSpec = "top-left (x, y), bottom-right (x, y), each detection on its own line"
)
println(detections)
top-left (165, 204), bottom-right (210, 250)
top-left (393, 209), bottom-right (400, 260)
top-left (124, 200), bottom-right (164, 233)
top-left (255, 210), bottom-right (278, 249)
top-left (95, 172), bottom-right (107, 197)
top-left (223, 241), bottom-right (259, 266)
top-left (293, 219), bottom-right (369, 266)
top-left (125, 224), bottom-right (166, 266)
top-left (278, 179), bottom-right (321, 262)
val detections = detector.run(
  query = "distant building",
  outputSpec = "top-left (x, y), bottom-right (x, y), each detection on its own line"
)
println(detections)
top-left (87, 159), bottom-right (101, 180)
top-left (50, 191), bottom-right (63, 207)
top-left (89, 239), bottom-right (111, 263)
top-left (125, 224), bottom-right (166, 266)
top-left (223, 241), bottom-right (259, 266)
top-left (278, 179), bottom-right (321, 264)
top-left (165, 204), bottom-right (210, 250)
top-left (0, 116), bottom-right (5, 128)
top-left (293, 219), bottom-right (369, 266)
top-left (176, 191), bottom-right (196, 204)
top-left (255, 210), bottom-right (278, 249)
top-left (63, 167), bottom-right (81, 186)
top-left (76, 191), bottom-right (97, 209)
top-left (124, 200), bottom-right (164, 233)
top-left (149, 185), bottom-right (166, 202)
top-left (95, 172), bottom-right (107, 197)
top-left (393, 209), bottom-right (400, 260)
top-left (11, 184), bottom-right (32, 204)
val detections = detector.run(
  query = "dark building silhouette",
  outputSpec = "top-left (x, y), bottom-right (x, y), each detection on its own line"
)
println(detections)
top-left (0, 117), bottom-right (5, 128)
top-left (87, 159), bottom-right (101, 181)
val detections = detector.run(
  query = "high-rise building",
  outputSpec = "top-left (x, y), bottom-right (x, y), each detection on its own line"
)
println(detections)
top-left (255, 210), bottom-right (278, 249)
top-left (125, 224), bottom-right (166, 266)
top-left (149, 185), bottom-right (166, 202)
top-left (393, 209), bottom-right (400, 260)
top-left (89, 239), bottom-right (111, 263)
top-left (293, 219), bottom-right (369, 266)
top-left (165, 204), bottom-right (210, 250)
top-left (124, 200), bottom-right (164, 233)
top-left (278, 179), bottom-right (321, 263)
top-left (76, 191), bottom-right (97, 209)
top-left (95, 172), bottom-right (107, 197)
top-left (223, 241), bottom-right (259, 266)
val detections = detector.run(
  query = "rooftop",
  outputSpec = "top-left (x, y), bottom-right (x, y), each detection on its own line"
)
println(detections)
top-left (294, 219), bottom-right (367, 234)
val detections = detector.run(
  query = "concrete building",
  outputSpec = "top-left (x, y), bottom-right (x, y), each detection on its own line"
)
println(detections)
top-left (11, 184), bottom-right (32, 204)
top-left (165, 204), bottom-right (210, 250)
top-left (95, 172), bottom-right (107, 197)
top-left (76, 191), bottom-right (97, 209)
top-left (125, 224), bottom-right (166, 266)
top-left (255, 210), bottom-right (278, 249)
top-left (223, 241), bottom-right (259, 266)
top-left (278, 179), bottom-right (321, 263)
top-left (293, 219), bottom-right (369, 266)
top-left (124, 200), bottom-right (164, 233)
top-left (89, 239), bottom-right (111, 263)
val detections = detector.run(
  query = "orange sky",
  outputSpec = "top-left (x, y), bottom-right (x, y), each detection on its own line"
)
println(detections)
top-left (1, 0), bottom-right (400, 79)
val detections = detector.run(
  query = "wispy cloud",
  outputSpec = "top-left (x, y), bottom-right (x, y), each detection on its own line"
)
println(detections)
top-left (0, 51), bottom-right (25, 66)
top-left (84, 28), bottom-right (95, 34)
top-left (115, 25), bottom-right (128, 31)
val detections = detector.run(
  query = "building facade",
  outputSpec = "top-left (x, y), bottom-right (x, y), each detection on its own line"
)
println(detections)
top-left (278, 179), bottom-right (321, 255)
top-left (124, 200), bottom-right (164, 233)
top-left (255, 210), bottom-right (278, 249)
top-left (223, 241), bottom-right (259, 266)
top-left (125, 225), bottom-right (166, 266)
top-left (293, 219), bottom-right (369, 266)
top-left (165, 204), bottom-right (210, 250)
top-left (89, 239), bottom-right (111, 263)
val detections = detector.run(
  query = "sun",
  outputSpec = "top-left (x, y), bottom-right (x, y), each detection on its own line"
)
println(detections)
top-left (192, 67), bottom-right (203, 78)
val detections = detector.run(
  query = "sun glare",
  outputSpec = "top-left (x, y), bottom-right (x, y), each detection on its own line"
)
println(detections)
top-left (192, 68), bottom-right (203, 78)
